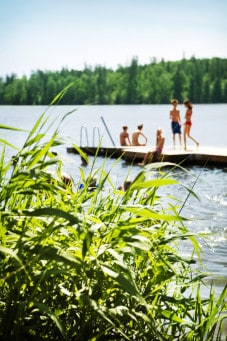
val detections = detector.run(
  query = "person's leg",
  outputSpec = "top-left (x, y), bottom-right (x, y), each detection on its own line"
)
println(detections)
top-left (142, 152), bottom-right (150, 165)
top-left (139, 151), bottom-right (153, 166)
top-left (188, 127), bottom-right (199, 147)
top-left (178, 133), bottom-right (182, 146)
top-left (184, 126), bottom-right (188, 150)
top-left (173, 134), bottom-right (176, 148)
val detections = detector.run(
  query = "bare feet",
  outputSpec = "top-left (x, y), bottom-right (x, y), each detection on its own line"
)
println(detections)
top-left (138, 162), bottom-right (145, 166)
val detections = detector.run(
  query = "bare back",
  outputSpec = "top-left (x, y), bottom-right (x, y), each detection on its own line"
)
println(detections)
top-left (132, 132), bottom-right (140, 146)
top-left (120, 131), bottom-right (129, 146)
top-left (132, 131), bottom-right (147, 146)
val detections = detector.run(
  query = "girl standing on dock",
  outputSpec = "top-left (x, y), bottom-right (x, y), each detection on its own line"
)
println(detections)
top-left (183, 100), bottom-right (199, 150)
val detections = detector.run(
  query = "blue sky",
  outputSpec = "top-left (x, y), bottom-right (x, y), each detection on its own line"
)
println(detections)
top-left (0, 0), bottom-right (226, 77)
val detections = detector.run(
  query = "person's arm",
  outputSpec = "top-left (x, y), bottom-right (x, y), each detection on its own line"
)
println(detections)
top-left (142, 133), bottom-right (148, 145)
top-left (119, 133), bottom-right (123, 145)
top-left (178, 112), bottom-right (181, 124)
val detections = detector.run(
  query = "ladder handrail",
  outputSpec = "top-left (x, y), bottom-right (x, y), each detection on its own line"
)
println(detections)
top-left (80, 125), bottom-right (89, 147)
top-left (92, 126), bottom-right (101, 147)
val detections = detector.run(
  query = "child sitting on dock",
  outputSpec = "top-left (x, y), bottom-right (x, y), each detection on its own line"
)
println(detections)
top-left (138, 129), bottom-right (165, 166)
top-left (132, 124), bottom-right (148, 146)
top-left (120, 126), bottom-right (131, 146)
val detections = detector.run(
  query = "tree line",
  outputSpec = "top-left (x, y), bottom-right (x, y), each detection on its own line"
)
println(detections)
top-left (0, 56), bottom-right (226, 105)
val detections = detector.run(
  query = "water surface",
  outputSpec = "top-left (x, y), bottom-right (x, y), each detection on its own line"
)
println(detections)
top-left (1, 104), bottom-right (227, 295)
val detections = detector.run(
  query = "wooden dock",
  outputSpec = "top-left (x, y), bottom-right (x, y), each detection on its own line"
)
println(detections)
top-left (66, 146), bottom-right (227, 167)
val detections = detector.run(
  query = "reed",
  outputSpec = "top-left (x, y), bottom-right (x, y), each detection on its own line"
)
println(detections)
top-left (0, 103), bottom-right (226, 340)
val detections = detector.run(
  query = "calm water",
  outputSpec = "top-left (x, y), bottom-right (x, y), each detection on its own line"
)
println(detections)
top-left (1, 104), bottom-right (227, 295)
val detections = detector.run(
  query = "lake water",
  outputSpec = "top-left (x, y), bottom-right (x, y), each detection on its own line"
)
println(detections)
top-left (1, 104), bottom-right (227, 296)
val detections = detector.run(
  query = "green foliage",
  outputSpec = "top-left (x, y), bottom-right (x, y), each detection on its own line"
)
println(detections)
top-left (0, 57), bottom-right (227, 105)
top-left (0, 105), bottom-right (227, 340)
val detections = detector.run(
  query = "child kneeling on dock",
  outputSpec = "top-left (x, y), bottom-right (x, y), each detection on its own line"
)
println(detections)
top-left (139, 129), bottom-right (165, 166)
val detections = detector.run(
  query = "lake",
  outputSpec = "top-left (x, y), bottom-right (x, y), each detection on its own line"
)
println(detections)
top-left (1, 104), bottom-right (227, 295)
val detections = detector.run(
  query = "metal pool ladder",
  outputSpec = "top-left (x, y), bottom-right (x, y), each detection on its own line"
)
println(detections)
top-left (80, 125), bottom-right (101, 147)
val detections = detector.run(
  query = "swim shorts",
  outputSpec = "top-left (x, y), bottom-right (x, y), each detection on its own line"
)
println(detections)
top-left (171, 121), bottom-right (181, 134)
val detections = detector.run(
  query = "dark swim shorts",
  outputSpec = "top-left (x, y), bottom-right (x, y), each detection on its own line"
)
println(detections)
top-left (171, 121), bottom-right (181, 134)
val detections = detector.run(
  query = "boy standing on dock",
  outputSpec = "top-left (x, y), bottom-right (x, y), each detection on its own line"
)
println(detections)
top-left (170, 99), bottom-right (182, 149)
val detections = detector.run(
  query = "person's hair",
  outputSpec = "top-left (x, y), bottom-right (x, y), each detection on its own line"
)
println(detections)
top-left (183, 100), bottom-right (193, 109)
top-left (156, 129), bottom-right (162, 144)
top-left (123, 126), bottom-right (128, 130)
top-left (171, 99), bottom-right (178, 104)
top-left (137, 124), bottom-right (143, 130)
top-left (123, 180), bottom-right (132, 191)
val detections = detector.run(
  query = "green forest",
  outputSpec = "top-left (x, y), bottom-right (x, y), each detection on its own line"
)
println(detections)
top-left (0, 57), bottom-right (226, 105)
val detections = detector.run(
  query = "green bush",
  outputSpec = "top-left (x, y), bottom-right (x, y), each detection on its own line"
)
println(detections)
top-left (0, 105), bottom-right (226, 340)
